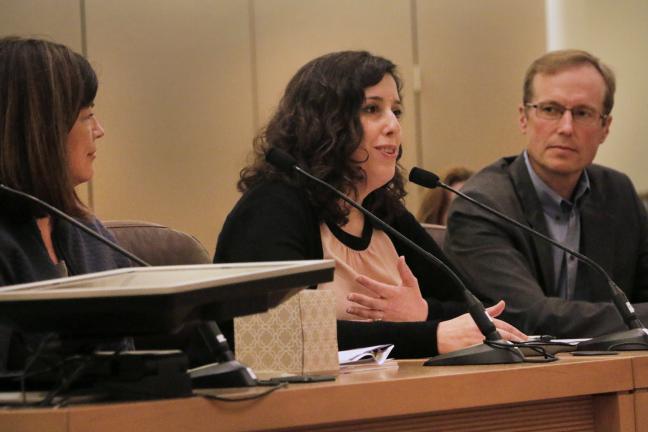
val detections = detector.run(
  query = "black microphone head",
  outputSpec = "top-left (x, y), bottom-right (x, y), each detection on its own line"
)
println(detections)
top-left (409, 167), bottom-right (441, 188)
top-left (265, 148), bottom-right (297, 173)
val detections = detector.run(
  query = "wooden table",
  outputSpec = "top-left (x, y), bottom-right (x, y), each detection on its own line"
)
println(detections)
top-left (2, 352), bottom-right (646, 432)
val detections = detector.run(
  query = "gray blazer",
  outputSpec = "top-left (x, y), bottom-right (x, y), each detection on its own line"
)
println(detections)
top-left (444, 154), bottom-right (648, 337)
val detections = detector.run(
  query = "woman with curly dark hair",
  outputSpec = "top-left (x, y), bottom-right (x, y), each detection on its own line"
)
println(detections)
top-left (215, 51), bottom-right (524, 358)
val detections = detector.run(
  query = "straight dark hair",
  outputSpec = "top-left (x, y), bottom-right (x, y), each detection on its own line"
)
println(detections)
top-left (239, 50), bottom-right (407, 225)
top-left (0, 36), bottom-right (98, 219)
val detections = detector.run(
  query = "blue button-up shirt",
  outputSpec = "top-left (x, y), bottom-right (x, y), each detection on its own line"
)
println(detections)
top-left (524, 151), bottom-right (590, 299)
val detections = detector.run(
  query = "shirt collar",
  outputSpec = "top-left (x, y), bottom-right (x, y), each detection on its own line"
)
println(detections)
top-left (523, 150), bottom-right (590, 216)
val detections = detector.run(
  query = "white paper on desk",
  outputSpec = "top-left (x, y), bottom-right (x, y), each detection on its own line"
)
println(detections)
top-left (519, 337), bottom-right (591, 357)
top-left (338, 344), bottom-right (394, 365)
top-left (553, 338), bottom-right (590, 345)
top-left (527, 336), bottom-right (590, 345)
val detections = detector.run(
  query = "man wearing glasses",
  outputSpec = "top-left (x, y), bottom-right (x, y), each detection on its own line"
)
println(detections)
top-left (445, 49), bottom-right (648, 337)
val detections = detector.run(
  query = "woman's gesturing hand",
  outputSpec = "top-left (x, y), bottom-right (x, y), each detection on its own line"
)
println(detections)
top-left (345, 256), bottom-right (428, 322)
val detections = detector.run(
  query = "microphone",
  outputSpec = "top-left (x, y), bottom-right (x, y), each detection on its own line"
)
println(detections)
top-left (266, 148), bottom-right (524, 365)
top-left (0, 183), bottom-right (150, 267)
top-left (409, 166), bottom-right (648, 352)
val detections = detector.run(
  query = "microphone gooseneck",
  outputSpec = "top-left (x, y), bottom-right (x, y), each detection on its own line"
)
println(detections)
top-left (410, 166), bottom-right (648, 351)
top-left (0, 183), bottom-right (150, 267)
top-left (266, 148), bottom-right (525, 365)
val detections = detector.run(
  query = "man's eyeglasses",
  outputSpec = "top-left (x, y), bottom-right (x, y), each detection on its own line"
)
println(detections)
top-left (525, 102), bottom-right (608, 126)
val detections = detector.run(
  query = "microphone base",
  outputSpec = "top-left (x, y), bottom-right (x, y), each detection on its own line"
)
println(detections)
top-left (577, 328), bottom-right (648, 352)
top-left (189, 360), bottom-right (258, 388)
top-left (423, 342), bottom-right (524, 366)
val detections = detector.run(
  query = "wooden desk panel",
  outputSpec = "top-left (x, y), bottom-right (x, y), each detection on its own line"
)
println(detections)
top-left (631, 353), bottom-right (648, 389)
top-left (634, 390), bottom-right (648, 432)
top-left (0, 409), bottom-right (67, 432)
top-left (630, 353), bottom-right (648, 432)
top-left (0, 354), bottom-right (638, 432)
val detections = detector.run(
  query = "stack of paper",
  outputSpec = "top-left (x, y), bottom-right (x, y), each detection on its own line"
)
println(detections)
top-left (338, 344), bottom-right (398, 373)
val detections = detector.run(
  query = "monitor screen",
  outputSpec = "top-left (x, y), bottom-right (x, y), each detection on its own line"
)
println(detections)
top-left (0, 260), bottom-right (334, 337)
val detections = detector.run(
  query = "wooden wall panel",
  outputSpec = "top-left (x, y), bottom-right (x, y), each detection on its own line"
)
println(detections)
top-left (0, 0), bottom-right (81, 50)
top-left (85, 0), bottom-right (255, 253)
top-left (416, 0), bottom-right (546, 178)
top-left (274, 397), bottom-right (596, 432)
top-left (0, 0), bottom-right (90, 204)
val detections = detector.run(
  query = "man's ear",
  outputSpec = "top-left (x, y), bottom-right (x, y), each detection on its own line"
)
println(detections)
top-left (518, 104), bottom-right (528, 134)
top-left (600, 115), bottom-right (613, 144)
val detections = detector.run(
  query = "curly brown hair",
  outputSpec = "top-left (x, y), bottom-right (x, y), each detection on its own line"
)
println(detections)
top-left (239, 50), bottom-right (407, 225)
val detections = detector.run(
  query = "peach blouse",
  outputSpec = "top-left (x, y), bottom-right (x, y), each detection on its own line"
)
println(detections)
top-left (319, 220), bottom-right (401, 319)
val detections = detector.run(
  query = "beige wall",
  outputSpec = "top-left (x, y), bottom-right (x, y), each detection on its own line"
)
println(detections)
top-left (547, 0), bottom-right (648, 193)
top-left (86, 0), bottom-right (255, 255)
top-left (2, 0), bottom-right (546, 255)
top-left (0, 0), bottom-right (81, 48)
top-left (0, 0), bottom-right (91, 203)
top-left (417, 0), bottom-right (545, 178)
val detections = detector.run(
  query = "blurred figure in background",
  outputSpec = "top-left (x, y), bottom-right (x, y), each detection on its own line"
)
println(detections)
top-left (417, 167), bottom-right (473, 225)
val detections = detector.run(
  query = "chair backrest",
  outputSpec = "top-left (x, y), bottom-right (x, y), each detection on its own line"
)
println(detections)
top-left (421, 223), bottom-right (447, 246)
top-left (105, 220), bottom-right (210, 266)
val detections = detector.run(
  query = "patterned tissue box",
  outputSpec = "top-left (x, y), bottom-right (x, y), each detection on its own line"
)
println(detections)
top-left (234, 289), bottom-right (339, 375)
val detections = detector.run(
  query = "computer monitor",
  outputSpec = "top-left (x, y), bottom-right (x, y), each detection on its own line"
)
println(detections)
top-left (0, 260), bottom-right (335, 337)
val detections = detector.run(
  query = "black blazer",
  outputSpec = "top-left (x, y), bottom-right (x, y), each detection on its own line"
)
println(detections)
top-left (445, 154), bottom-right (648, 337)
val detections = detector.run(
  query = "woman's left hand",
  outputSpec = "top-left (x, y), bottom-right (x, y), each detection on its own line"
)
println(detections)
top-left (436, 300), bottom-right (527, 354)
top-left (346, 256), bottom-right (428, 322)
